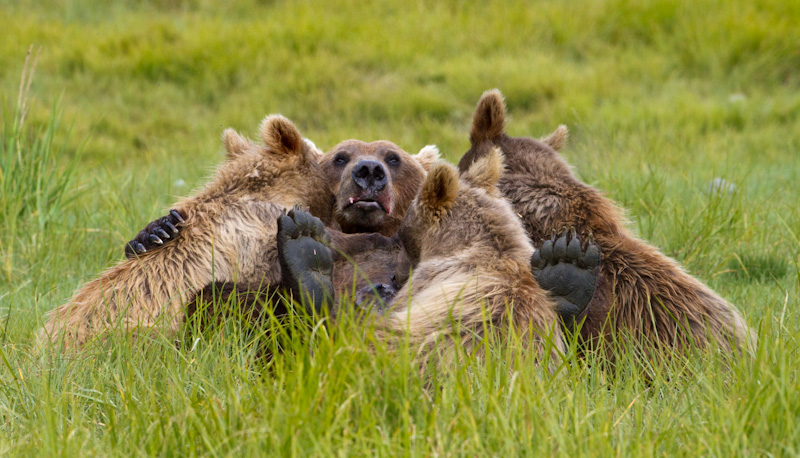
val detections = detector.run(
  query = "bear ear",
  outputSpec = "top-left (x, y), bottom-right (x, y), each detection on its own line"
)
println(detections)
top-left (413, 145), bottom-right (440, 172)
top-left (221, 128), bottom-right (254, 160)
top-left (419, 161), bottom-right (459, 218)
top-left (540, 125), bottom-right (568, 151)
top-left (461, 147), bottom-right (504, 194)
top-left (260, 114), bottom-right (304, 156)
top-left (303, 137), bottom-right (325, 161)
top-left (470, 89), bottom-right (506, 145)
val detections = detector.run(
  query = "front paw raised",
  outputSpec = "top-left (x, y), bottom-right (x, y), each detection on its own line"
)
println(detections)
top-left (532, 229), bottom-right (601, 332)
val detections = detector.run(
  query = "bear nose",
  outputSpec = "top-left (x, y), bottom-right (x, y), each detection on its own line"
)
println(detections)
top-left (352, 160), bottom-right (388, 191)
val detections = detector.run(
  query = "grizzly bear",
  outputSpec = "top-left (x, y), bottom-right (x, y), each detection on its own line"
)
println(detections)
top-left (38, 115), bottom-right (337, 350)
top-left (127, 140), bottom-right (440, 307)
top-left (128, 136), bottom-right (602, 327)
top-left (459, 89), bottom-right (756, 355)
top-left (322, 140), bottom-right (439, 237)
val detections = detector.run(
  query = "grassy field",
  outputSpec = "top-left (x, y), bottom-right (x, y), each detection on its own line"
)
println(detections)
top-left (1, 0), bottom-right (799, 455)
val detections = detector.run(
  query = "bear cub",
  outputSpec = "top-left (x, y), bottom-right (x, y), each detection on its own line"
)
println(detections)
top-left (39, 115), bottom-right (332, 350)
top-left (460, 89), bottom-right (755, 356)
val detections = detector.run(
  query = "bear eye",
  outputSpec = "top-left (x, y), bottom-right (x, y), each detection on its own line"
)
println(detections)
top-left (385, 153), bottom-right (401, 166)
top-left (333, 153), bottom-right (349, 166)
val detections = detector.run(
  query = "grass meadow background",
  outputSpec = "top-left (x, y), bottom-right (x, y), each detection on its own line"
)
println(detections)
top-left (1, 0), bottom-right (799, 455)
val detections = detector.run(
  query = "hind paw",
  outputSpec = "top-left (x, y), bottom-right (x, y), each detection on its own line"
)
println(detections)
top-left (532, 229), bottom-right (601, 331)
top-left (277, 206), bottom-right (334, 314)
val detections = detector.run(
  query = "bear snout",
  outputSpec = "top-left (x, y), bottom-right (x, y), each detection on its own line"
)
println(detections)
top-left (351, 160), bottom-right (388, 192)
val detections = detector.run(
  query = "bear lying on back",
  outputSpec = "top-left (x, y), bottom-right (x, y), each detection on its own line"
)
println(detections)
top-left (128, 133), bottom-right (602, 329)
top-left (319, 140), bottom-right (439, 301)
top-left (459, 89), bottom-right (755, 356)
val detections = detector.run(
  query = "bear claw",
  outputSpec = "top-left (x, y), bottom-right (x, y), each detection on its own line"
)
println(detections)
top-left (169, 209), bottom-right (185, 224)
top-left (566, 231), bottom-right (582, 260)
top-left (532, 231), bottom-right (602, 332)
top-left (539, 239), bottom-right (554, 263)
top-left (125, 208), bottom-right (188, 259)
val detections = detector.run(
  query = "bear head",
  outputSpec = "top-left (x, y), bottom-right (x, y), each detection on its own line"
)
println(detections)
top-left (197, 114), bottom-right (333, 224)
top-left (455, 89), bottom-right (627, 241)
top-left (319, 140), bottom-right (439, 236)
top-left (457, 89), bottom-right (574, 187)
top-left (397, 147), bottom-right (533, 272)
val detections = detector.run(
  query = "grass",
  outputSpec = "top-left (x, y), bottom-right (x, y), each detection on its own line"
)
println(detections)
top-left (1, 0), bottom-right (799, 455)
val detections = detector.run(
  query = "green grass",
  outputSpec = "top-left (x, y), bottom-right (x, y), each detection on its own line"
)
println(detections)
top-left (1, 0), bottom-right (799, 455)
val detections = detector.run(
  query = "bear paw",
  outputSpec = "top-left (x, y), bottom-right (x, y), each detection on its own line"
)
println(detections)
top-left (125, 209), bottom-right (186, 259)
top-left (532, 229), bottom-right (601, 332)
top-left (277, 206), bottom-right (334, 314)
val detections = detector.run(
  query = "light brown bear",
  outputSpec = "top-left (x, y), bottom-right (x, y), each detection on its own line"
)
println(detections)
top-left (38, 115), bottom-right (335, 350)
top-left (459, 89), bottom-right (755, 356)
top-left (372, 149), bottom-right (565, 364)
top-left (323, 140), bottom-right (439, 237)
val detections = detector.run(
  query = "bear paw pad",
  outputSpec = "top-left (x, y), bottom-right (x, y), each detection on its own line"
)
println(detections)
top-left (277, 206), bottom-right (334, 314)
top-left (532, 229), bottom-right (601, 332)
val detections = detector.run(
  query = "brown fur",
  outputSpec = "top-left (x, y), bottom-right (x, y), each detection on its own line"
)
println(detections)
top-left (459, 89), bottom-right (756, 355)
top-left (381, 150), bottom-right (565, 366)
top-left (38, 115), bottom-right (334, 350)
top-left (328, 230), bottom-right (402, 300)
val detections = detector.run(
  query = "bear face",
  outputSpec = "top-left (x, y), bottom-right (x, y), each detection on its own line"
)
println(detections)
top-left (319, 140), bottom-right (438, 236)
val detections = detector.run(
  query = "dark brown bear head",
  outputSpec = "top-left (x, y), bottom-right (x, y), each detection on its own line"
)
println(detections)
top-left (457, 89), bottom-right (622, 242)
top-left (457, 89), bottom-right (574, 187)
